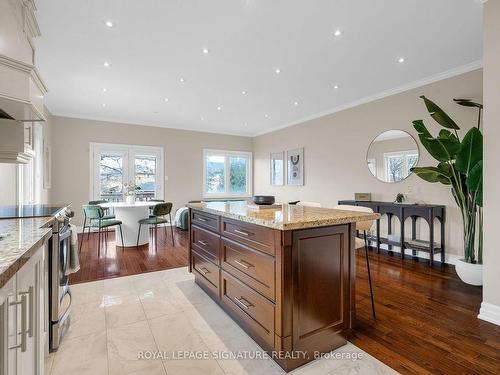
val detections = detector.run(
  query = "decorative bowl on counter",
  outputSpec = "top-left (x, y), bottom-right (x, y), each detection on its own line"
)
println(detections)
top-left (252, 195), bottom-right (276, 205)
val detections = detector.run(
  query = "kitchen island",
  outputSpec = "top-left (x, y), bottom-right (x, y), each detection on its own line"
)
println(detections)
top-left (188, 201), bottom-right (379, 372)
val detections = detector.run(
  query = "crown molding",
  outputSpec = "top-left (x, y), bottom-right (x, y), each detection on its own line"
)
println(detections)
top-left (253, 60), bottom-right (483, 137)
top-left (0, 54), bottom-right (48, 94)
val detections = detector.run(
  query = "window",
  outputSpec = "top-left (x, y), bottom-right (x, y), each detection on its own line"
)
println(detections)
top-left (90, 143), bottom-right (164, 201)
top-left (203, 149), bottom-right (252, 198)
top-left (384, 150), bottom-right (418, 182)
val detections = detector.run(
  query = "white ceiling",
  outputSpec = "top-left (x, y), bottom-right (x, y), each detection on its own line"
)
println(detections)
top-left (35, 0), bottom-right (483, 137)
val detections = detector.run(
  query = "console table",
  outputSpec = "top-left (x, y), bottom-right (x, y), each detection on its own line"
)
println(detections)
top-left (338, 200), bottom-right (446, 266)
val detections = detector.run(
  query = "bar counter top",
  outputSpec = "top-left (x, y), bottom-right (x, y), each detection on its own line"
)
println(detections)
top-left (188, 201), bottom-right (380, 230)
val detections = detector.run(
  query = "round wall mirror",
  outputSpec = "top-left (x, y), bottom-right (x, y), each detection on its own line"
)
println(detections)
top-left (366, 130), bottom-right (419, 183)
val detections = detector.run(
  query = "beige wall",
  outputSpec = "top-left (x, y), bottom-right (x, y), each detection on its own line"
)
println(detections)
top-left (49, 117), bottom-right (252, 226)
top-left (481, 0), bottom-right (500, 318)
top-left (253, 69), bottom-right (483, 260)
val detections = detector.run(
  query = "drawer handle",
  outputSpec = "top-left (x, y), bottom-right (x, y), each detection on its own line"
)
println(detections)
top-left (234, 297), bottom-right (253, 310)
top-left (197, 217), bottom-right (207, 222)
top-left (233, 259), bottom-right (254, 269)
top-left (197, 240), bottom-right (209, 246)
top-left (199, 267), bottom-right (210, 275)
top-left (234, 229), bottom-right (253, 237)
top-left (8, 293), bottom-right (28, 352)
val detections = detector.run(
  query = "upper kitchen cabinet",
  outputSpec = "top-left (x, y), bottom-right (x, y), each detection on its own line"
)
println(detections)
top-left (0, 0), bottom-right (47, 122)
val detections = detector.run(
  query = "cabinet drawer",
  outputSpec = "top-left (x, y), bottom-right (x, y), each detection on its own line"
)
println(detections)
top-left (191, 225), bottom-right (220, 264)
top-left (222, 238), bottom-right (275, 301)
top-left (192, 251), bottom-right (219, 290)
top-left (221, 271), bottom-right (275, 348)
top-left (191, 210), bottom-right (220, 233)
top-left (222, 218), bottom-right (276, 255)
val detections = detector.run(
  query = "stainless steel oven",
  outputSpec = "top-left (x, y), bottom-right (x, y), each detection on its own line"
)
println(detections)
top-left (48, 212), bottom-right (72, 352)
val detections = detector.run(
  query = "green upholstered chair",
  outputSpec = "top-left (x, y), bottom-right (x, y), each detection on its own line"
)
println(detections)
top-left (148, 198), bottom-right (165, 216)
top-left (137, 202), bottom-right (174, 250)
top-left (79, 204), bottom-right (124, 256)
top-left (80, 200), bottom-right (116, 247)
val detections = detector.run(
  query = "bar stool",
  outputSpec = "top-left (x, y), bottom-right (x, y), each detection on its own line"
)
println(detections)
top-left (335, 204), bottom-right (376, 319)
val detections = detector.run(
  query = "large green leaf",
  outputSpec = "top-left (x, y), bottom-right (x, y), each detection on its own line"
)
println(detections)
top-left (456, 127), bottom-right (483, 174)
top-left (453, 98), bottom-right (483, 109)
top-left (417, 135), bottom-right (461, 162)
top-left (420, 96), bottom-right (460, 130)
top-left (466, 160), bottom-right (483, 207)
top-left (413, 119), bottom-right (460, 162)
top-left (411, 165), bottom-right (451, 185)
top-left (413, 120), bottom-right (432, 138)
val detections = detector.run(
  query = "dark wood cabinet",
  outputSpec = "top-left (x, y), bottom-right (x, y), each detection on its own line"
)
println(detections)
top-left (189, 208), bottom-right (356, 372)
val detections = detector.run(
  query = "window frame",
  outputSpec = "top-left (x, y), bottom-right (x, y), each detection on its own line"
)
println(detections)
top-left (89, 143), bottom-right (164, 201)
top-left (383, 150), bottom-right (418, 182)
top-left (202, 149), bottom-right (252, 199)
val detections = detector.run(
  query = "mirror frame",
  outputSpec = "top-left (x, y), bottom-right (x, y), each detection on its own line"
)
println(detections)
top-left (366, 130), bottom-right (420, 183)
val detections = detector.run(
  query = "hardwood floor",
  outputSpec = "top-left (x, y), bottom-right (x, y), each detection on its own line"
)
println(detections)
top-left (70, 226), bottom-right (189, 284)
top-left (71, 229), bottom-right (500, 374)
top-left (353, 248), bottom-right (500, 375)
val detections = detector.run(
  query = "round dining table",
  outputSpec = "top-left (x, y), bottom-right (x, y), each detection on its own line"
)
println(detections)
top-left (99, 201), bottom-right (160, 247)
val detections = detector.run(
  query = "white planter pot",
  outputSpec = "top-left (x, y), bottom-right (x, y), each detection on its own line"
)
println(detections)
top-left (455, 259), bottom-right (483, 286)
top-left (125, 195), bottom-right (135, 204)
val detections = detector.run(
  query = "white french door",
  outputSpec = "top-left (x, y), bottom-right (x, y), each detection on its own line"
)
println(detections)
top-left (90, 143), bottom-right (164, 201)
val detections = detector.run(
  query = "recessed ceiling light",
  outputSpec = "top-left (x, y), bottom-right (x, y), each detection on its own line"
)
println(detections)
top-left (103, 61), bottom-right (110, 67)
top-left (333, 29), bottom-right (342, 37)
top-left (102, 88), bottom-right (108, 93)
top-left (398, 57), bottom-right (406, 63)
top-left (333, 84), bottom-right (339, 89)
top-left (202, 48), bottom-right (209, 54)
top-left (217, 106), bottom-right (222, 111)
top-left (164, 98), bottom-right (169, 102)
top-left (264, 114), bottom-right (269, 118)
top-left (241, 90), bottom-right (247, 95)
top-left (275, 68), bottom-right (281, 74)
top-left (105, 20), bottom-right (114, 28)
top-left (102, 103), bottom-right (106, 108)
top-left (200, 116), bottom-right (205, 121)
top-left (179, 77), bottom-right (185, 83)
top-left (294, 101), bottom-right (299, 106)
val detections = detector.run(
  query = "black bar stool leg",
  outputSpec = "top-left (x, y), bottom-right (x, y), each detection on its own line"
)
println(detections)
top-left (364, 230), bottom-right (376, 320)
top-left (169, 213), bottom-right (174, 246)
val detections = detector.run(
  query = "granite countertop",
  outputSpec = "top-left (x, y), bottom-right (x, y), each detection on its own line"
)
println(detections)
top-left (0, 216), bottom-right (54, 288)
top-left (188, 201), bottom-right (380, 230)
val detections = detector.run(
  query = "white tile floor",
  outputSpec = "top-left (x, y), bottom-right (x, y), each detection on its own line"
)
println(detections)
top-left (45, 267), bottom-right (397, 375)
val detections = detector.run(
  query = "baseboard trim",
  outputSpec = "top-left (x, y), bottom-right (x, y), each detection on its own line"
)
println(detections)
top-left (478, 302), bottom-right (500, 326)
top-left (374, 243), bottom-right (460, 265)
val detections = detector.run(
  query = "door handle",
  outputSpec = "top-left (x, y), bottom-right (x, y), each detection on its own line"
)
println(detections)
top-left (19, 286), bottom-right (34, 338)
top-left (8, 294), bottom-right (27, 352)
top-left (233, 259), bottom-right (253, 269)
top-left (234, 297), bottom-right (253, 310)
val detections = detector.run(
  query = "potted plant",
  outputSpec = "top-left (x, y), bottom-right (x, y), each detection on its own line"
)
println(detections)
top-left (123, 182), bottom-right (141, 204)
top-left (411, 96), bottom-right (483, 285)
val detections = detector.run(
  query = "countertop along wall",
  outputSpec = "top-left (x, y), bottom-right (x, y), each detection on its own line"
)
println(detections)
top-left (253, 69), bottom-right (483, 260)
top-left (49, 116), bottom-right (253, 226)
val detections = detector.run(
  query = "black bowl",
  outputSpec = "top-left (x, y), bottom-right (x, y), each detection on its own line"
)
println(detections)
top-left (252, 195), bottom-right (275, 205)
